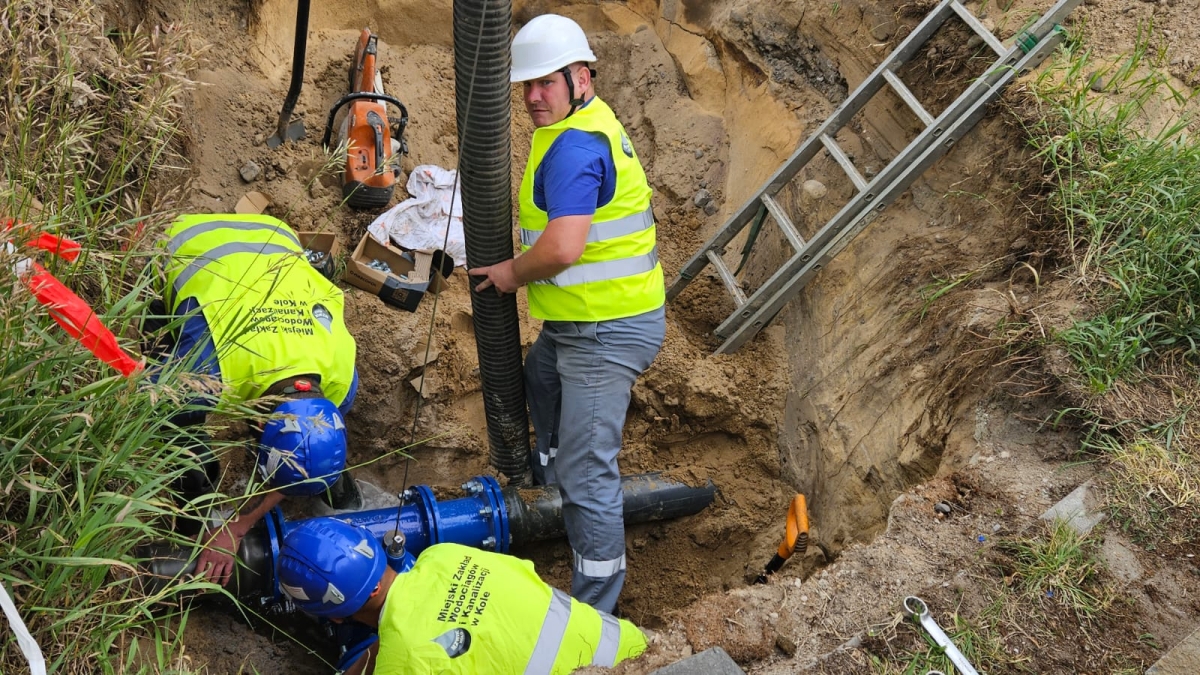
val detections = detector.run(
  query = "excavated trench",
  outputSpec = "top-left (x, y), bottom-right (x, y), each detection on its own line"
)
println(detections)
top-left (159, 0), bottom-right (1039, 670)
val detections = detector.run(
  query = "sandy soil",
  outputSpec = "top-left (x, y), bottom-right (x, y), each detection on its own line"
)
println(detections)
top-left (118, 0), bottom-right (1200, 672)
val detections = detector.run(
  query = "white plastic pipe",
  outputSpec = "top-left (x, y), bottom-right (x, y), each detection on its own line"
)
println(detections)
top-left (0, 580), bottom-right (46, 675)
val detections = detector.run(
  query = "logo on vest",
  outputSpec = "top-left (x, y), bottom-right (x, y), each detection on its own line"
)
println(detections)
top-left (312, 303), bottom-right (333, 333)
top-left (431, 628), bottom-right (472, 658)
top-left (620, 132), bottom-right (634, 158)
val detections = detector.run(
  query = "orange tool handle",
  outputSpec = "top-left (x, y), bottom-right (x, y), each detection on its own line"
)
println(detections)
top-left (776, 493), bottom-right (810, 560)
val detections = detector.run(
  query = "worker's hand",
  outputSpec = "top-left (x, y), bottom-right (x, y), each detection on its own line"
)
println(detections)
top-left (195, 526), bottom-right (241, 587)
top-left (469, 259), bottom-right (521, 295)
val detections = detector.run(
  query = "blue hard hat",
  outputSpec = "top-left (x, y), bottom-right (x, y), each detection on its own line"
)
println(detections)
top-left (257, 397), bottom-right (347, 496)
top-left (277, 518), bottom-right (386, 619)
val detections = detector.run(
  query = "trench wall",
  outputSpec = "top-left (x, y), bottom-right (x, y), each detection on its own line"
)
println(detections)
top-left (640, 0), bottom-right (1033, 549)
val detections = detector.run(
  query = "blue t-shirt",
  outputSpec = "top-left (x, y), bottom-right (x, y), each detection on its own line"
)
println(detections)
top-left (532, 99), bottom-right (617, 219)
top-left (167, 297), bottom-right (358, 417)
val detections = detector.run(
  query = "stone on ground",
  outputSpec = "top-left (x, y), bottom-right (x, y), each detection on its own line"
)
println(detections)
top-left (650, 647), bottom-right (745, 675)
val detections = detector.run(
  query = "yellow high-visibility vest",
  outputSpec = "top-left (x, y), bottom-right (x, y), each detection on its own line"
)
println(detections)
top-left (162, 214), bottom-right (356, 406)
top-left (375, 543), bottom-right (646, 675)
top-left (519, 97), bottom-right (665, 322)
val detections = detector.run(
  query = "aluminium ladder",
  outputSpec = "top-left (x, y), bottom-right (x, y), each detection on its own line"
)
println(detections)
top-left (667, 0), bottom-right (1081, 354)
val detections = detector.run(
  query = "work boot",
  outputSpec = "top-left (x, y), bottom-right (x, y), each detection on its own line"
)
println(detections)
top-left (322, 472), bottom-right (363, 511)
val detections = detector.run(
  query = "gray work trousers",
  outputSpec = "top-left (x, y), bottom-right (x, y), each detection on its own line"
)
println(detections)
top-left (524, 305), bottom-right (666, 614)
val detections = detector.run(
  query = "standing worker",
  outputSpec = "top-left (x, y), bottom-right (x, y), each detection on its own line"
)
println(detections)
top-left (157, 213), bottom-right (362, 587)
top-left (468, 14), bottom-right (665, 614)
top-left (276, 517), bottom-right (647, 674)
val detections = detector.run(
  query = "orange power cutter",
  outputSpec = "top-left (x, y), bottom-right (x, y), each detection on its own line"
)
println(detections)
top-left (322, 29), bottom-right (410, 210)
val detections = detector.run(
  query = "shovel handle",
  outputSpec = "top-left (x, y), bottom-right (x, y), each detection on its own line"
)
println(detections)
top-left (273, 0), bottom-right (310, 143)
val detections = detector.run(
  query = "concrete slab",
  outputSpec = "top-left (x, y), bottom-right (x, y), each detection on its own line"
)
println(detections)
top-left (1040, 479), bottom-right (1106, 536)
top-left (1146, 625), bottom-right (1200, 674)
top-left (651, 647), bottom-right (746, 675)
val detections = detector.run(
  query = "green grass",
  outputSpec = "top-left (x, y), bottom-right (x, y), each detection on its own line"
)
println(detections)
top-left (1019, 24), bottom-right (1200, 555)
top-left (1025, 28), bottom-right (1199, 393)
top-left (1001, 520), bottom-right (1112, 619)
top-left (0, 0), bottom-right (222, 672)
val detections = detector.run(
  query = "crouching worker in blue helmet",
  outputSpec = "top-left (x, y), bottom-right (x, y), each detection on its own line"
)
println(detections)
top-left (277, 518), bottom-right (648, 675)
top-left (154, 214), bottom-right (362, 587)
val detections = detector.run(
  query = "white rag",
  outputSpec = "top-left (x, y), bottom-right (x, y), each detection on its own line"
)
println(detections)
top-left (0, 580), bottom-right (46, 675)
top-left (367, 165), bottom-right (467, 267)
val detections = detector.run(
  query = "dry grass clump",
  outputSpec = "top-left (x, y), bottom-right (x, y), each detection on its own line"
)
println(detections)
top-left (1104, 438), bottom-right (1200, 546)
top-left (0, 0), bottom-right (198, 228)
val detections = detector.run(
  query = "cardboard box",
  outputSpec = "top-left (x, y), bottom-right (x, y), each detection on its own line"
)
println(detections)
top-left (343, 232), bottom-right (451, 312)
top-left (235, 190), bottom-right (271, 214)
top-left (297, 231), bottom-right (341, 281)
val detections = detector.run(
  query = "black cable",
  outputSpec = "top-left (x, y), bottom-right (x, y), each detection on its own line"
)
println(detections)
top-left (394, 0), bottom-right (492, 534)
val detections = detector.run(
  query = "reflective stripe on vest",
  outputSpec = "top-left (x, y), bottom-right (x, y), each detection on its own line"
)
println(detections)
top-left (171, 242), bottom-right (297, 298)
top-left (591, 612), bottom-right (622, 667)
top-left (572, 551), bottom-right (627, 578)
top-left (520, 206), bottom-right (653, 248)
top-left (532, 248), bottom-right (658, 288)
top-left (524, 588), bottom-right (573, 675)
top-left (167, 219), bottom-right (300, 255)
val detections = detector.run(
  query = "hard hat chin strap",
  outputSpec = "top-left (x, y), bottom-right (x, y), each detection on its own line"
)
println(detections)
top-left (558, 66), bottom-right (596, 118)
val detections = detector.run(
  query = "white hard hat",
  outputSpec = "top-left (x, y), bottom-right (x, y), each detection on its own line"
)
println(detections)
top-left (510, 14), bottom-right (597, 83)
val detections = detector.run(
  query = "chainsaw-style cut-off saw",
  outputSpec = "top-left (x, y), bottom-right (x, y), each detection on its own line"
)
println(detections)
top-left (323, 29), bottom-right (410, 210)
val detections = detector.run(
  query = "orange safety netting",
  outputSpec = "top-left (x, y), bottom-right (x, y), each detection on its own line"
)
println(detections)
top-left (6, 221), bottom-right (143, 377)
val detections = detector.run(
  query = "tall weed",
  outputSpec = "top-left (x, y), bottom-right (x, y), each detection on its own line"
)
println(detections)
top-left (0, 0), bottom-right (211, 672)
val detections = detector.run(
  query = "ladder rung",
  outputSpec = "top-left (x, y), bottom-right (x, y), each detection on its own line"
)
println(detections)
top-left (819, 134), bottom-right (868, 192)
top-left (759, 195), bottom-right (806, 251)
top-left (882, 70), bottom-right (935, 127)
top-left (705, 250), bottom-right (747, 307)
top-left (951, 1), bottom-right (1006, 56)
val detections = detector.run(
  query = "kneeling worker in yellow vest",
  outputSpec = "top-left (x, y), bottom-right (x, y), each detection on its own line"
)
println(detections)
top-left (155, 214), bottom-right (361, 587)
top-left (277, 517), bottom-right (648, 675)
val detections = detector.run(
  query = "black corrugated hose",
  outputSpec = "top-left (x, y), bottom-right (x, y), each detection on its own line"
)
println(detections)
top-left (454, 0), bottom-right (532, 486)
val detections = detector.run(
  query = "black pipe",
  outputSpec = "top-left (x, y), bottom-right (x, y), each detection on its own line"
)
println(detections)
top-left (273, 0), bottom-right (310, 143)
top-left (140, 526), bottom-right (275, 600)
top-left (504, 473), bottom-right (718, 545)
top-left (454, 0), bottom-right (531, 485)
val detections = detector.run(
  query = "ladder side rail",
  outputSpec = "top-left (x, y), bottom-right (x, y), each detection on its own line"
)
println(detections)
top-left (666, 0), bottom-right (963, 301)
top-left (713, 28), bottom-right (1068, 354)
top-left (1021, 0), bottom-right (1084, 51)
top-left (666, 130), bottom-right (829, 301)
